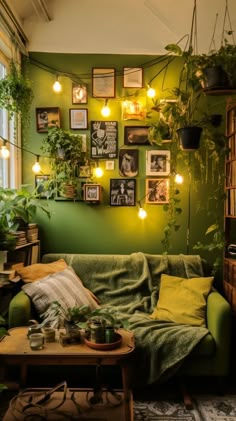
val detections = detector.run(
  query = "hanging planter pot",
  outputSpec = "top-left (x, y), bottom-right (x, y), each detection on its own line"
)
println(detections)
top-left (203, 66), bottom-right (229, 89)
top-left (177, 126), bottom-right (202, 151)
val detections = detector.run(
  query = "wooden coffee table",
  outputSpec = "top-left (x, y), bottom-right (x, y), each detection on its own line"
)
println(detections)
top-left (0, 327), bottom-right (135, 421)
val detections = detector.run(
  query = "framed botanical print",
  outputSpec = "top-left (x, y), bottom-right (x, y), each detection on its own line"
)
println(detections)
top-left (69, 108), bottom-right (88, 130)
top-left (110, 179), bottom-right (136, 206)
top-left (146, 150), bottom-right (170, 176)
top-left (145, 178), bottom-right (169, 204)
top-left (92, 68), bottom-right (115, 98)
top-left (123, 67), bottom-right (143, 88)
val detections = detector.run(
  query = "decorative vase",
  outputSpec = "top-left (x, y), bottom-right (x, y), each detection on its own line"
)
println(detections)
top-left (64, 320), bottom-right (81, 341)
top-left (177, 126), bottom-right (202, 151)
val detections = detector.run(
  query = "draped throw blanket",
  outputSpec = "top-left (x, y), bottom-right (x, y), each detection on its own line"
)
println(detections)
top-left (43, 252), bottom-right (209, 385)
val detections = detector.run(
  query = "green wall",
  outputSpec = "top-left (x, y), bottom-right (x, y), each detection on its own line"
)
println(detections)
top-left (22, 52), bottom-right (225, 265)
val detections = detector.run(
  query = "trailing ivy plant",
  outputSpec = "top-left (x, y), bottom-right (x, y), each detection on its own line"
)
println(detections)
top-left (0, 59), bottom-right (33, 134)
top-left (162, 180), bottom-right (182, 253)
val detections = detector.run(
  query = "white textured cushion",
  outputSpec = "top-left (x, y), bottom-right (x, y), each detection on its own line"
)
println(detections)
top-left (22, 267), bottom-right (99, 315)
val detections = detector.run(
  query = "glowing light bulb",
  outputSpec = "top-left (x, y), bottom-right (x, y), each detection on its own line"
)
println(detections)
top-left (101, 102), bottom-right (111, 117)
top-left (0, 145), bottom-right (10, 158)
top-left (147, 86), bottom-right (156, 98)
top-left (32, 158), bottom-right (41, 174)
top-left (138, 207), bottom-right (147, 219)
top-left (53, 77), bottom-right (62, 93)
top-left (175, 173), bottom-right (183, 184)
top-left (94, 167), bottom-right (103, 178)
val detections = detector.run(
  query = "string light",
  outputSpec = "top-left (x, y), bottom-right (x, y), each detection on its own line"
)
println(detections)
top-left (0, 140), bottom-right (10, 158)
top-left (93, 162), bottom-right (104, 178)
top-left (138, 202), bottom-right (147, 219)
top-left (32, 155), bottom-right (41, 174)
top-left (174, 173), bottom-right (184, 184)
top-left (101, 99), bottom-right (111, 117)
top-left (147, 85), bottom-right (156, 98)
top-left (53, 75), bottom-right (62, 93)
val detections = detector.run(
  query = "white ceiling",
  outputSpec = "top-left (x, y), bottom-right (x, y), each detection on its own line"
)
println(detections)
top-left (6, 0), bottom-right (236, 55)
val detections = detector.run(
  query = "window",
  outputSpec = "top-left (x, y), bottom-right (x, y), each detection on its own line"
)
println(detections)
top-left (0, 51), bottom-right (21, 188)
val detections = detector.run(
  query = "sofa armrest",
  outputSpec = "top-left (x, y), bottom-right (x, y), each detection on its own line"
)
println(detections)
top-left (206, 290), bottom-right (232, 375)
top-left (8, 291), bottom-right (32, 328)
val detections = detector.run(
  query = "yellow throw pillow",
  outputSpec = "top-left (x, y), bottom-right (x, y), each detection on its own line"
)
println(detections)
top-left (17, 259), bottom-right (68, 282)
top-left (150, 274), bottom-right (214, 327)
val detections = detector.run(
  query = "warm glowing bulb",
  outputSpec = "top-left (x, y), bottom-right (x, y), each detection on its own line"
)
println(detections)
top-left (147, 86), bottom-right (156, 98)
top-left (138, 207), bottom-right (147, 219)
top-left (175, 173), bottom-right (183, 184)
top-left (32, 161), bottom-right (41, 174)
top-left (53, 80), bottom-right (62, 93)
top-left (94, 167), bottom-right (103, 178)
top-left (0, 146), bottom-right (10, 158)
top-left (101, 105), bottom-right (111, 117)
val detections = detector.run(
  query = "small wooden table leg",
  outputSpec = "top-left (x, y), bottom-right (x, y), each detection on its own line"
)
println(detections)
top-left (121, 364), bottom-right (133, 421)
top-left (20, 363), bottom-right (28, 387)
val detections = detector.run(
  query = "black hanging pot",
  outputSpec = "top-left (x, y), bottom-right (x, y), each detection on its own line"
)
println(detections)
top-left (177, 126), bottom-right (202, 151)
top-left (204, 66), bottom-right (229, 89)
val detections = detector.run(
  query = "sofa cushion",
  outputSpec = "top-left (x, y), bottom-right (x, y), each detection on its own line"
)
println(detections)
top-left (150, 274), bottom-right (214, 327)
top-left (17, 259), bottom-right (68, 282)
top-left (22, 267), bottom-right (99, 316)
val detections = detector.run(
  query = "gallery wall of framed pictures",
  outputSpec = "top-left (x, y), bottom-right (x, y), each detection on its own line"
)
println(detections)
top-left (34, 64), bottom-right (172, 207)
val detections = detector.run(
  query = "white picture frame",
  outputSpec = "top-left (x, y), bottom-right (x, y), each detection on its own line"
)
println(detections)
top-left (146, 150), bottom-right (170, 176)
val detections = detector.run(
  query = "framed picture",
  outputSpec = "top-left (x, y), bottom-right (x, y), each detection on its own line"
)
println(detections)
top-left (72, 83), bottom-right (88, 104)
top-left (91, 121), bottom-right (118, 159)
top-left (122, 100), bottom-right (146, 120)
top-left (92, 68), bottom-right (115, 98)
top-left (110, 179), bottom-right (136, 206)
top-left (36, 107), bottom-right (60, 133)
top-left (145, 178), bottom-right (169, 204)
top-left (119, 149), bottom-right (138, 177)
top-left (84, 184), bottom-right (102, 202)
top-left (146, 150), bottom-right (170, 176)
top-left (35, 175), bottom-right (50, 198)
top-left (123, 67), bottom-right (143, 88)
top-left (106, 160), bottom-right (115, 170)
top-left (124, 126), bottom-right (150, 145)
top-left (79, 165), bottom-right (91, 178)
top-left (69, 108), bottom-right (88, 130)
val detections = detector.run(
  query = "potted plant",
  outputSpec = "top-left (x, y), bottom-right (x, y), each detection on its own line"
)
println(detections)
top-left (0, 59), bottom-right (33, 133)
top-left (41, 127), bottom-right (86, 198)
top-left (40, 301), bottom-right (91, 329)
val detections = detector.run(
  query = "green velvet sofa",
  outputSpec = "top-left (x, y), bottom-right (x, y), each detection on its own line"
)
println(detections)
top-left (8, 252), bottom-right (232, 386)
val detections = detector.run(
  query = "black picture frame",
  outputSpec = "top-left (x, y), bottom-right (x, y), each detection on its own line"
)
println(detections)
top-left (91, 121), bottom-right (118, 159)
top-left (119, 149), bottom-right (138, 177)
top-left (124, 126), bottom-right (150, 145)
top-left (36, 107), bottom-right (60, 133)
top-left (110, 179), bottom-right (136, 206)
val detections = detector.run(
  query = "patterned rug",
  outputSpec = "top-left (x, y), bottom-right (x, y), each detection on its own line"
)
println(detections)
top-left (134, 395), bottom-right (236, 421)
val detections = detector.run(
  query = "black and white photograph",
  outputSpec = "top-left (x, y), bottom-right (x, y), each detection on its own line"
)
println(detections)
top-left (72, 83), bottom-right (88, 104)
top-left (124, 126), bottom-right (150, 145)
top-left (91, 121), bottom-right (118, 159)
top-left (110, 179), bottom-right (136, 206)
top-left (146, 150), bottom-right (170, 176)
top-left (145, 178), bottom-right (169, 204)
top-left (119, 149), bottom-right (138, 177)
top-left (83, 184), bottom-right (101, 202)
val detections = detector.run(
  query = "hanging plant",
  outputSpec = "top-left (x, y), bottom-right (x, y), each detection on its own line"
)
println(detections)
top-left (0, 59), bottom-right (33, 131)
